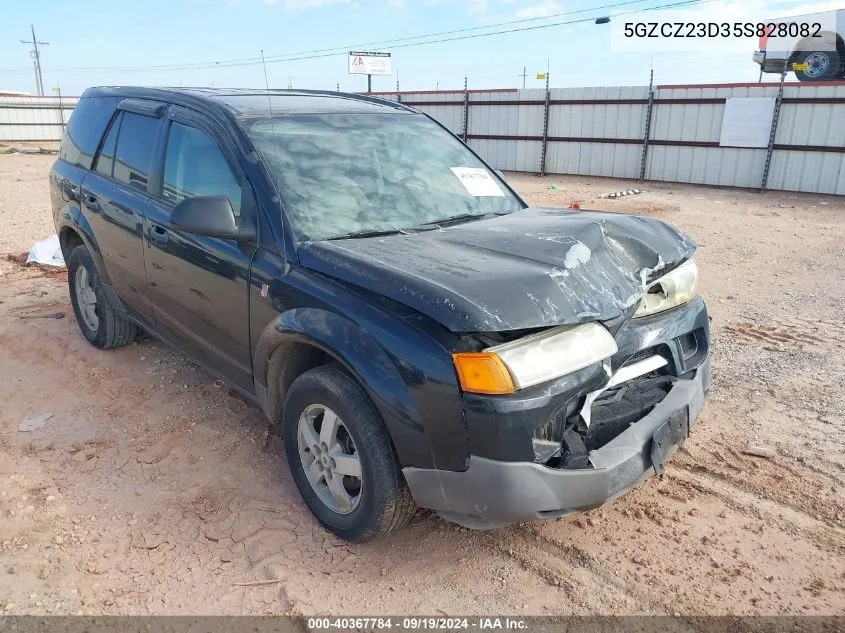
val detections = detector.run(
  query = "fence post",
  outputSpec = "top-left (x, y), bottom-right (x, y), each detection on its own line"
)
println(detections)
top-left (638, 69), bottom-right (655, 183)
top-left (539, 72), bottom-right (551, 176)
top-left (760, 61), bottom-right (788, 194)
top-left (56, 86), bottom-right (66, 135)
top-left (462, 76), bottom-right (469, 143)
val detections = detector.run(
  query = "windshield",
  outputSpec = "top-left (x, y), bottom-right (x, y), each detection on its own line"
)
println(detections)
top-left (243, 112), bottom-right (523, 241)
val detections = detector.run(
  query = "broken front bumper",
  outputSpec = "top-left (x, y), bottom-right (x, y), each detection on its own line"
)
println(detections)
top-left (403, 354), bottom-right (710, 529)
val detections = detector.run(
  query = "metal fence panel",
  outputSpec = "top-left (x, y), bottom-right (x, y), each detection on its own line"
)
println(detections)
top-left (0, 95), bottom-right (77, 142)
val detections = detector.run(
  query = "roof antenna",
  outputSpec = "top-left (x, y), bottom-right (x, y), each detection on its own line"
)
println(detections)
top-left (260, 49), bottom-right (280, 186)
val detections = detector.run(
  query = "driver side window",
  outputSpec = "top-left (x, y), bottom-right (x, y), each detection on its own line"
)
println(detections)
top-left (162, 121), bottom-right (242, 216)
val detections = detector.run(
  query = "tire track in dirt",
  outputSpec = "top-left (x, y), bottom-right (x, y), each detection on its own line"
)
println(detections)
top-left (494, 526), bottom-right (679, 614)
top-left (489, 529), bottom-right (646, 614)
top-left (670, 467), bottom-right (845, 552)
top-left (673, 437), bottom-right (845, 527)
top-left (721, 318), bottom-right (845, 351)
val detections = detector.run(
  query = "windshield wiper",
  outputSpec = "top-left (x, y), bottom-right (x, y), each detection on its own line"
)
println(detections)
top-left (413, 211), bottom-right (510, 230)
top-left (326, 227), bottom-right (410, 241)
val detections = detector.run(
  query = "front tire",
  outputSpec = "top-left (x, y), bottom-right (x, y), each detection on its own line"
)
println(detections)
top-left (793, 50), bottom-right (843, 81)
top-left (282, 365), bottom-right (416, 542)
top-left (67, 245), bottom-right (137, 349)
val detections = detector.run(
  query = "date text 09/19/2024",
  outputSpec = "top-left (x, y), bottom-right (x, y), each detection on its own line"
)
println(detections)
top-left (307, 617), bottom-right (529, 630)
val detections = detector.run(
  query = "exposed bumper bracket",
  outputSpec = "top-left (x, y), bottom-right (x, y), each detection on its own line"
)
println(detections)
top-left (403, 354), bottom-right (710, 529)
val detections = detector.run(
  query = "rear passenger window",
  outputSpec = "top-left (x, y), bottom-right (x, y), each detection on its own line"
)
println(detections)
top-left (162, 122), bottom-right (242, 215)
top-left (113, 112), bottom-right (159, 192)
top-left (60, 96), bottom-right (121, 170)
top-left (94, 112), bottom-right (122, 178)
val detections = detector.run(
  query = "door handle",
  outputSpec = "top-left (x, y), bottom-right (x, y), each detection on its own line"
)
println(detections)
top-left (148, 224), bottom-right (169, 247)
top-left (84, 193), bottom-right (101, 211)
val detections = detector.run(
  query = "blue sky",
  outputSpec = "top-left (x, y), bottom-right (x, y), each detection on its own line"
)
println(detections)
top-left (0, 0), bottom-right (838, 95)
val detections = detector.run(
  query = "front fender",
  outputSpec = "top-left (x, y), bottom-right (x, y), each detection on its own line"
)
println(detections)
top-left (254, 307), bottom-right (462, 470)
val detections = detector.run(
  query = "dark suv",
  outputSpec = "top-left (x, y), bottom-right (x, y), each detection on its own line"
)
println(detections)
top-left (50, 87), bottom-right (710, 542)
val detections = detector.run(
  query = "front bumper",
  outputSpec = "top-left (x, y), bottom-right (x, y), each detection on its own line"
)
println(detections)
top-left (403, 353), bottom-right (710, 528)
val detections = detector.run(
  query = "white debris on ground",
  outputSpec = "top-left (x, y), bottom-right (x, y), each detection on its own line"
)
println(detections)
top-left (26, 234), bottom-right (64, 269)
top-left (18, 412), bottom-right (54, 433)
top-left (601, 188), bottom-right (643, 199)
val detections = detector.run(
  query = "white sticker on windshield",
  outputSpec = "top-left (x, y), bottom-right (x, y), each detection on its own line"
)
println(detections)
top-left (450, 167), bottom-right (504, 197)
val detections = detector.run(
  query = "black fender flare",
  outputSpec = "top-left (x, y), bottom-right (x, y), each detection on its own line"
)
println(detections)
top-left (253, 307), bottom-right (427, 467)
top-left (57, 211), bottom-right (125, 312)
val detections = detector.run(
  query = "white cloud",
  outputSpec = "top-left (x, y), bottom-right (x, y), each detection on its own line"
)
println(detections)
top-left (264, 0), bottom-right (351, 10)
top-left (514, 0), bottom-right (563, 19)
top-left (467, 0), bottom-right (488, 14)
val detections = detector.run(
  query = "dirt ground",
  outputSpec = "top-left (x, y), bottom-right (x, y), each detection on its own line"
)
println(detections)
top-left (1, 154), bottom-right (843, 617)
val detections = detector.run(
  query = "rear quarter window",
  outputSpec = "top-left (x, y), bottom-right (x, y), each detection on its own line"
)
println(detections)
top-left (59, 96), bottom-right (121, 170)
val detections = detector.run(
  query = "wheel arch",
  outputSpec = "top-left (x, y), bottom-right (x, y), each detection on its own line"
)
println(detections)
top-left (58, 217), bottom-right (127, 313)
top-left (254, 308), bottom-right (425, 467)
top-left (790, 30), bottom-right (844, 58)
top-left (58, 225), bottom-right (84, 262)
top-left (57, 214), bottom-right (112, 286)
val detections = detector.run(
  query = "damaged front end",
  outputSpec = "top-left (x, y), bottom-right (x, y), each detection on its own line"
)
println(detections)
top-left (451, 256), bottom-right (707, 470)
top-left (401, 255), bottom-right (710, 529)
top-left (458, 295), bottom-right (709, 466)
top-left (402, 295), bottom-right (710, 529)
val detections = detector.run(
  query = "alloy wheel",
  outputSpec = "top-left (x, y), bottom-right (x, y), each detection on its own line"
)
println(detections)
top-left (74, 266), bottom-right (99, 331)
top-left (297, 404), bottom-right (363, 514)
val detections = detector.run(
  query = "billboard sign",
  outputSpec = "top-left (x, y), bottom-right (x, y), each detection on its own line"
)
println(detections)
top-left (348, 51), bottom-right (392, 76)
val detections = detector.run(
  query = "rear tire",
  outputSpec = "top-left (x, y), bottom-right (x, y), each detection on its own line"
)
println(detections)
top-left (282, 364), bottom-right (416, 542)
top-left (67, 245), bottom-right (137, 349)
top-left (793, 50), bottom-right (843, 81)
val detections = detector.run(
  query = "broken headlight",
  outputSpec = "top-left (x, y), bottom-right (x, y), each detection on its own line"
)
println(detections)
top-left (634, 259), bottom-right (699, 319)
top-left (453, 323), bottom-right (617, 394)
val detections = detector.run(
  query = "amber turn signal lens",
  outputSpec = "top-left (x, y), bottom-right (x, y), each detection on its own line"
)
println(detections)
top-left (452, 352), bottom-right (515, 395)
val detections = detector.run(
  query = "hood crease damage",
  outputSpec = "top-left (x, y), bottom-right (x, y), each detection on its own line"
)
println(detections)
top-left (299, 207), bottom-right (696, 332)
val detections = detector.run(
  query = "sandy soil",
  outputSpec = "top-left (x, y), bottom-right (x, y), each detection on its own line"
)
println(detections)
top-left (0, 155), bottom-right (843, 616)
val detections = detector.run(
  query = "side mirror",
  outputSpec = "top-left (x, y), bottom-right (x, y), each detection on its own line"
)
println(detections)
top-left (170, 196), bottom-right (255, 241)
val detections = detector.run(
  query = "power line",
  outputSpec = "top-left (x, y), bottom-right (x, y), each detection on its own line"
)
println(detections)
top-left (20, 24), bottom-right (49, 96)
top-left (2, 0), bottom-right (716, 75)
top-left (4, 0), bottom-right (621, 73)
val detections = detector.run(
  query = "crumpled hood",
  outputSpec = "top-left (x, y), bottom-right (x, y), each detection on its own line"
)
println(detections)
top-left (298, 207), bottom-right (696, 332)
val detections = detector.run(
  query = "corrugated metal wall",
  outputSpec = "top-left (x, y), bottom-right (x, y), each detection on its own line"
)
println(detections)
top-left (0, 95), bottom-right (79, 143)
top-left (2, 86), bottom-right (842, 194)
top-left (394, 83), bottom-right (845, 195)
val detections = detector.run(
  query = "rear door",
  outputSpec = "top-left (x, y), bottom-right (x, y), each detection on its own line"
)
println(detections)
top-left (144, 106), bottom-right (257, 392)
top-left (79, 99), bottom-right (166, 322)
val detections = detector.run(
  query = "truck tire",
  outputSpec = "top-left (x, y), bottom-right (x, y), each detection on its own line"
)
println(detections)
top-left (282, 364), bottom-right (416, 542)
top-left (67, 245), bottom-right (138, 349)
top-left (793, 49), bottom-right (843, 81)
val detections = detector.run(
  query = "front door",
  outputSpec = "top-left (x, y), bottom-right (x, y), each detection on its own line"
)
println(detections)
top-left (144, 107), bottom-right (257, 392)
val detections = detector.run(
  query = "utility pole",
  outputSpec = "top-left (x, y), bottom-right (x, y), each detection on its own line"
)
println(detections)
top-left (519, 66), bottom-right (528, 89)
top-left (21, 24), bottom-right (48, 97)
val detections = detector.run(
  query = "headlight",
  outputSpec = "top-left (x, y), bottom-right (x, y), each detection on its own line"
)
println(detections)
top-left (634, 259), bottom-right (698, 318)
top-left (453, 323), bottom-right (618, 394)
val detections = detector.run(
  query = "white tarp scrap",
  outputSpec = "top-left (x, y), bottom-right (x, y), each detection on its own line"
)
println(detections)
top-left (26, 234), bottom-right (65, 268)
